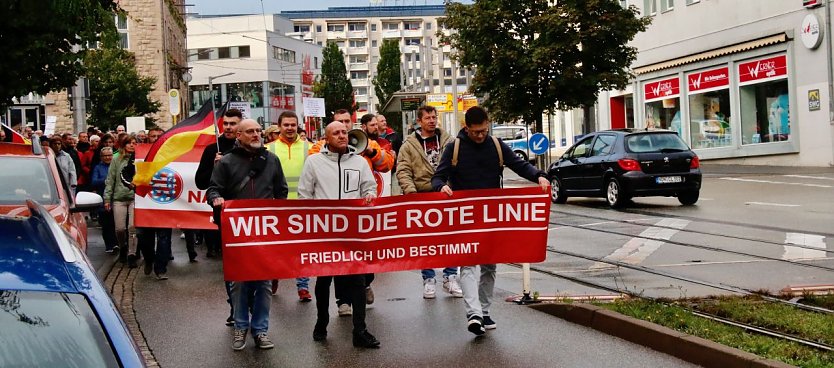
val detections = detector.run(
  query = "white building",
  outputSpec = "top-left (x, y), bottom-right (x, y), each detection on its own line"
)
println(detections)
top-left (281, 5), bottom-right (471, 115)
top-left (186, 14), bottom-right (322, 126)
top-left (594, 0), bottom-right (834, 167)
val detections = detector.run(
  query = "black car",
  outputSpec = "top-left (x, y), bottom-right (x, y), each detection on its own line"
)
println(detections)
top-left (548, 129), bottom-right (702, 208)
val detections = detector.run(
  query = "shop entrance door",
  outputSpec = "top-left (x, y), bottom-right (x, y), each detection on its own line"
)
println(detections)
top-left (8, 106), bottom-right (42, 132)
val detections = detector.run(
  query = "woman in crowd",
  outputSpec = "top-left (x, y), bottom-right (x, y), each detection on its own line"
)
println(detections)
top-left (92, 146), bottom-right (118, 254)
top-left (104, 134), bottom-right (138, 267)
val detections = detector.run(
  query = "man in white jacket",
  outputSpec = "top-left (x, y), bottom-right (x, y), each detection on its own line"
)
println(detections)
top-left (298, 121), bottom-right (380, 348)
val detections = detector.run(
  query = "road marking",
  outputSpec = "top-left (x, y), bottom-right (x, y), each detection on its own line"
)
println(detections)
top-left (719, 177), bottom-right (832, 188)
top-left (648, 257), bottom-right (834, 268)
top-left (745, 201), bottom-right (801, 207)
top-left (784, 175), bottom-right (834, 181)
top-left (783, 233), bottom-right (828, 260)
top-left (589, 218), bottom-right (689, 269)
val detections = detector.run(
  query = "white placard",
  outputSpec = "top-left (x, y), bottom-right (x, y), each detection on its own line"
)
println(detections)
top-left (44, 116), bottom-right (57, 135)
top-left (302, 97), bottom-right (326, 118)
top-left (126, 117), bottom-right (145, 133)
top-left (229, 101), bottom-right (252, 119)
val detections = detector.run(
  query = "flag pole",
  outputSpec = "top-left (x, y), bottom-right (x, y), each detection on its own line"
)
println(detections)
top-left (208, 72), bottom-right (234, 151)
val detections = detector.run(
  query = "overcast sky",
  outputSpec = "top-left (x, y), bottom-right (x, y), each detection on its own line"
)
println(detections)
top-left (190, 0), bottom-right (456, 16)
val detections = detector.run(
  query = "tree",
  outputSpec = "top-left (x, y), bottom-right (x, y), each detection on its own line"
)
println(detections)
top-left (0, 0), bottom-right (119, 112)
top-left (313, 42), bottom-right (354, 122)
top-left (373, 39), bottom-right (402, 111)
top-left (440, 0), bottom-right (650, 133)
top-left (84, 22), bottom-right (160, 131)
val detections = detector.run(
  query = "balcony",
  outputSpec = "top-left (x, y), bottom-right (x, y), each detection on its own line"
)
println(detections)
top-left (327, 30), bottom-right (346, 39)
top-left (347, 30), bottom-right (368, 39)
top-left (404, 61), bottom-right (422, 69)
top-left (349, 62), bottom-right (370, 70)
top-left (285, 31), bottom-right (312, 41)
top-left (382, 29), bottom-right (401, 38)
top-left (401, 45), bottom-right (421, 54)
top-left (402, 29), bottom-right (423, 38)
top-left (350, 78), bottom-right (370, 87)
top-left (347, 46), bottom-right (369, 55)
top-left (354, 94), bottom-right (369, 103)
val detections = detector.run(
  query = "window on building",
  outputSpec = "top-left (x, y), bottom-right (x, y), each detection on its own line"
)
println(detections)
top-left (227, 82), bottom-right (264, 108)
top-left (294, 24), bottom-right (311, 33)
top-left (354, 87), bottom-right (368, 96)
top-left (686, 0), bottom-right (699, 4)
top-left (643, 0), bottom-right (657, 15)
top-left (371, 40), bottom-right (378, 48)
top-left (351, 71), bottom-right (368, 80)
top-left (371, 24), bottom-right (377, 31)
top-left (660, 0), bottom-right (674, 12)
top-left (425, 22), bottom-right (432, 30)
top-left (443, 68), bottom-right (452, 77)
top-left (618, 0), bottom-right (628, 7)
top-left (404, 22), bottom-right (421, 30)
top-left (189, 84), bottom-right (221, 112)
top-left (239, 46), bottom-right (251, 58)
top-left (273, 46), bottom-right (296, 63)
top-left (314, 57), bottom-right (318, 69)
top-left (218, 47), bottom-right (230, 59)
top-left (459, 68), bottom-right (466, 77)
top-left (348, 22), bottom-right (366, 31)
top-left (327, 24), bottom-right (345, 32)
top-left (316, 25), bottom-right (322, 32)
top-left (196, 48), bottom-right (212, 60)
top-left (115, 13), bottom-right (129, 49)
top-left (349, 40), bottom-right (366, 48)
top-left (643, 77), bottom-right (680, 132)
top-left (317, 41), bottom-right (323, 46)
top-left (382, 22), bottom-right (399, 30)
top-left (688, 89), bottom-right (731, 149)
top-left (405, 38), bottom-right (421, 46)
top-left (335, 41), bottom-right (346, 48)
top-left (350, 55), bottom-right (367, 64)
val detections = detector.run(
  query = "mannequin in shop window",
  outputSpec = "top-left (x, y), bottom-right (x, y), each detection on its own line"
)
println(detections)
top-left (767, 93), bottom-right (789, 142)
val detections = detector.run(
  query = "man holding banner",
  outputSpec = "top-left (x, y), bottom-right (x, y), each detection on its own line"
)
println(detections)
top-left (206, 119), bottom-right (288, 351)
top-left (432, 106), bottom-right (549, 336)
top-left (298, 121), bottom-right (380, 349)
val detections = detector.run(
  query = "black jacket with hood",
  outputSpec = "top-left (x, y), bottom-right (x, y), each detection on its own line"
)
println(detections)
top-left (195, 135), bottom-right (236, 190)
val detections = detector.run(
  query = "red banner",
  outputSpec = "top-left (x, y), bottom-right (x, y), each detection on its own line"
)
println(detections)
top-left (687, 67), bottom-right (729, 93)
top-left (220, 187), bottom-right (551, 281)
top-left (643, 77), bottom-right (680, 102)
top-left (738, 54), bottom-right (787, 86)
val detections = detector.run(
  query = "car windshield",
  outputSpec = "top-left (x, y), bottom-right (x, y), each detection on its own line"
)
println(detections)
top-left (625, 133), bottom-right (690, 153)
top-left (0, 157), bottom-right (59, 205)
top-left (0, 291), bottom-right (120, 367)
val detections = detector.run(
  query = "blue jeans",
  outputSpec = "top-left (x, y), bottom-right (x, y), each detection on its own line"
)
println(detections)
top-left (296, 277), bottom-right (310, 290)
top-left (231, 280), bottom-right (271, 334)
top-left (421, 267), bottom-right (458, 280)
top-left (153, 228), bottom-right (172, 274)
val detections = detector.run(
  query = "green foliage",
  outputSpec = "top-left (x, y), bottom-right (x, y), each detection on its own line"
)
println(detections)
top-left (314, 42), bottom-right (354, 122)
top-left (84, 18), bottom-right (160, 131)
top-left (440, 0), bottom-right (650, 131)
top-left (0, 0), bottom-right (119, 111)
top-left (373, 39), bottom-right (403, 111)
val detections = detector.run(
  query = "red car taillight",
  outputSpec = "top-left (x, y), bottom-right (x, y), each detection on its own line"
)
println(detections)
top-left (618, 158), bottom-right (642, 171)
top-left (690, 155), bottom-right (700, 169)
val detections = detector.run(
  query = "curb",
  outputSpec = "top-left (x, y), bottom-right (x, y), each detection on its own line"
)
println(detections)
top-left (529, 303), bottom-right (795, 368)
top-left (104, 263), bottom-right (161, 367)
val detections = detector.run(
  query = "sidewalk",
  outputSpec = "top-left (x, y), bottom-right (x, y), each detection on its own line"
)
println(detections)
top-left (115, 238), bottom-right (698, 368)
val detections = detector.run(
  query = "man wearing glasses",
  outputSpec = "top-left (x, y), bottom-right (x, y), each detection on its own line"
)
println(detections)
top-left (207, 119), bottom-right (288, 351)
top-left (432, 106), bottom-right (548, 337)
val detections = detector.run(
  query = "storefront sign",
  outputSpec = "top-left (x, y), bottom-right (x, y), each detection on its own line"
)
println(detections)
top-left (220, 187), bottom-right (550, 281)
top-left (643, 77), bottom-right (680, 102)
top-left (808, 89), bottom-right (821, 111)
top-left (738, 55), bottom-right (787, 86)
top-left (800, 14), bottom-right (823, 50)
top-left (687, 67), bottom-right (729, 93)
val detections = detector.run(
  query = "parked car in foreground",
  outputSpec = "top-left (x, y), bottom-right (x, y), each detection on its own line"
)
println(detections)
top-left (0, 200), bottom-right (145, 367)
top-left (0, 139), bottom-right (102, 251)
top-left (548, 129), bottom-right (702, 208)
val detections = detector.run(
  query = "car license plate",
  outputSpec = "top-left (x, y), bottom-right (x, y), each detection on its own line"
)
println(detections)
top-left (656, 176), bottom-right (682, 184)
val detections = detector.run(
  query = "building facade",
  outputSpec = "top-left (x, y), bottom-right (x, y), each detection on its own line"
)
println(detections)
top-left (281, 5), bottom-right (471, 116)
top-left (594, 0), bottom-right (834, 167)
top-left (186, 15), bottom-right (323, 129)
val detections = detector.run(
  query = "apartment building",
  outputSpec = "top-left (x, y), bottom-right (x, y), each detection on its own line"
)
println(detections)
top-left (186, 14), bottom-right (323, 126)
top-left (281, 5), bottom-right (470, 115)
top-left (595, 0), bottom-right (834, 166)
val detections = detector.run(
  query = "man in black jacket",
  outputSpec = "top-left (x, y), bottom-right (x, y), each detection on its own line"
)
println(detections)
top-left (207, 119), bottom-right (288, 351)
top-left (431, 106), bottom-right (548, 336)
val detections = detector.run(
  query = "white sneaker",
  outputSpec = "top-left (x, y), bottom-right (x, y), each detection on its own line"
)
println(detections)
top-left (337, 303), bottom-right (352, 316)
top-left (423, 278), bottom-right (436, 299)
top-left (443, 275), bottom-right (464, 297)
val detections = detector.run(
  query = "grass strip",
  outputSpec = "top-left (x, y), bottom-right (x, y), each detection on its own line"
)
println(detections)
top-left (597, 298), bottom-right (834, 368)
top-left (798, 294), bottom-right (834, 311)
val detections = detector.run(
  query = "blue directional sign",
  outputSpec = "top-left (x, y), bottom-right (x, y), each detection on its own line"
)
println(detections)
top-left (529, 133), bottom-right (549, 155)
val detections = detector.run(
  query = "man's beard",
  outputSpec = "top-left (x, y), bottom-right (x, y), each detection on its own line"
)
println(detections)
top-left (367, 132), bottom-right (379, 140)
top-left (245, 140), bottom-right (262, 150)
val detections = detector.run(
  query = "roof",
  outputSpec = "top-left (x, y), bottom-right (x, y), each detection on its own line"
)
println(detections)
top-left (282, 5), bottom-right (446, 20)
top-left (0, 213), bottom-right (76, 293)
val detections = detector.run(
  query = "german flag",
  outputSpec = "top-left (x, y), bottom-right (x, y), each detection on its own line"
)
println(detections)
top-left (133, 100), bottom-right (227, 195)
top-left (1, 123), bottom-right (31, 144)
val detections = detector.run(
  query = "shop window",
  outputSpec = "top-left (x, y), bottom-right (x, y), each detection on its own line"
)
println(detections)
top-left (624, 95), bottom-right (636, 128)
top-left (189, 84), bottom-right (221, 112)
top-left (688, 89), bottom-right (731, 149)
top-left (740, 80), bottom-right (789, 144)
top-left (226, 82), bottom-right (264, 108)
top-left (645, 98), bottom-right (680, 132)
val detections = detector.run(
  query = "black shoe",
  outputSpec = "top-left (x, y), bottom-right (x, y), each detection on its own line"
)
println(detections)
top-left (189, 257), bottom-right (198, 263)
top-left (352, 330), bottom-right (380, 348)
top-left (313, 328), bottom-right (327, 341)
top-left (225, 315), bottom-right (234, 326)
top-left (467, 315), bottom-right (486, 336)
top-left (127, 254), bottom-right (138, 269)
top-left (143, 261), bottom-right (153, 275)
top-left (206, 250), bottom-right (216, 258)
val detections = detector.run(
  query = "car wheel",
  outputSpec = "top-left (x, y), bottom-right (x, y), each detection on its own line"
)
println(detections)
top-left (678, 190), bottom-right (699, 205)
top-left (514, 150), bottom-right (528, 162)
top-left (606, 178), bottom-right (629, 208)
top-left (551, 177), bottom-right (567, 204)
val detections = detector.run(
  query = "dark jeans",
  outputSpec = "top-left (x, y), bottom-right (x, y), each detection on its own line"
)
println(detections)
top-left (98, 208), bottom-right (117, 250)
top-left (315, 275), bottom-right (367, 334)
top-left (335, 273), bottom-right (374, 306)
top-left (183, 229), bottom-right (199, 260)
top-left (138, 228), bottom-right (172, 274)
top-left (203, 229), bottom-right (221, 255)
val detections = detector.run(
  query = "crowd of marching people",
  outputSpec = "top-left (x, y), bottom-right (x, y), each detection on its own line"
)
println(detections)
top-left (5, 104), bottom-right (548, 352)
